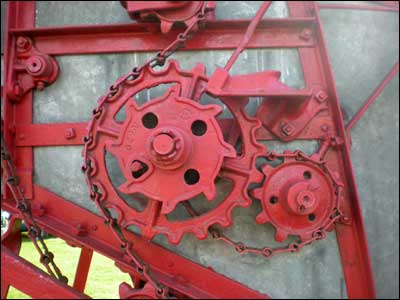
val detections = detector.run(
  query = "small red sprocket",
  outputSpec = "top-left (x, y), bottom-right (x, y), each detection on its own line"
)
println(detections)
top-left (252, 153), bottom-right (338, 242)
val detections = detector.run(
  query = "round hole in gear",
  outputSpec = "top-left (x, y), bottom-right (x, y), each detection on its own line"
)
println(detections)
top-left (131, 161), bottom-right (149, 179)
top-left (142, 112), bottom-right (158, 129)
top-left (184, 169), bottom-right (200, 185)
top-left (191, 120), bottom-right (207, 136)
top-left (308, 213), bottom-right (316, 221)
top-left (270, 196), bottom-right (278, 205)
top-left (303, 171), bottom-right (312, 180)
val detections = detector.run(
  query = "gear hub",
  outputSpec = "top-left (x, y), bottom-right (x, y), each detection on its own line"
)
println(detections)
top-left (253, 155), bottom-right (336, 242)
top-left (107, 85), bottom-right (235, 214)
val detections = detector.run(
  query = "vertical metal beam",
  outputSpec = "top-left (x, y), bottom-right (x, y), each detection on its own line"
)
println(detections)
top-left (4, 1), bottom-right (36, 202)
top-left (73, 247), bottom-right (94, 293)
top-left (318, 3), bottom-right (399, 12)
top-left (312, 3), bottom-right (377, 298)
top-left (288, 2), bottom-right (376, 298)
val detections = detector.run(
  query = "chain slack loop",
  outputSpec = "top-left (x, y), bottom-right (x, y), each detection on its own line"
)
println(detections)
top-left (1, 134), bottom-right (67, 283)
top-left (184, 149), bottom-right (344, 260)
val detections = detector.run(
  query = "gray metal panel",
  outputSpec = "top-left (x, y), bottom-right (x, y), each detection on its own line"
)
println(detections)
top-left (29, 1), bottom-right (400, 299)
top-left (1, 1), bottom-right (6, 54)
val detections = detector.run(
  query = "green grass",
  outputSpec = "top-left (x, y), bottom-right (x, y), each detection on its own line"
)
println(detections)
top-left (7, 234), bottom-right (131, 299)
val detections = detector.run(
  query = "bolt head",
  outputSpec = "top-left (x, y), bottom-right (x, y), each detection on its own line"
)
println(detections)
top-left (36, 81), bottom-right (45, 91)
top-left (64, 128), bottom-right (76, 139)
top-left (26, 57), bottom-right (44, 74)
top-left (300, 29), bottom-right (312, 41)
top-left (152, 133), bottom-right (175, 156)
top-left (281, 123), bottom-right (295, 136)
top-left (13, 83), bottom-right (24, 97)
top-left (321, 124), bottom-right (329, 132)
top-left (316, 91), bottom-right (328, 102)
top-left (16, 37), bottom-right (31, 50)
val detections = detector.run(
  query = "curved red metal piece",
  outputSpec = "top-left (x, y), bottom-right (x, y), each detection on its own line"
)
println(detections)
top-left (6, 36), bottom-right (59, 101)
top-left (121, 1), bottom-right (216, 33)
top-left (119, 281), bottom-right (159, 299)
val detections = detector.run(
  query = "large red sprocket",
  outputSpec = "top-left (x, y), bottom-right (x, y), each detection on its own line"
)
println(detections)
top-left (86, 60), bottom-right (265, 244)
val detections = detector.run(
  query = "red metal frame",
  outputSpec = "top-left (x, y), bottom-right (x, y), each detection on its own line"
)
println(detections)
top-left (2, 1), bottom-right (397, 298)
top-left (1, 246), bottom-right (90, 299)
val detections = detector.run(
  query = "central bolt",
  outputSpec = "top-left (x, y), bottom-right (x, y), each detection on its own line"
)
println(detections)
top-left (147, 127), bottom-right (191, 170)
top-left (152, 133), bottom-right (175, 156)
top-left (295, 190), bottom-right (316, 214)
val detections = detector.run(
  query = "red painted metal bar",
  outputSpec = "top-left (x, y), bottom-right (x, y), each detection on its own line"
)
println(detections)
top-left (311, 3), bottom-right (376, 298)
top-left (3, 3), bottom-right (35, 203)
top-left (1, 185), bottom-right (269, 299)
top-left (346, 62), bottom-right (399, 132)
top-left (318, 3), bottom-right (399, 12)
top-left (73, 247), bottom-right (94, 293)
top-left (15, 120), bottom-right (328, 147)
top-left (8, 18), bottom-right (315, 55)
top-left (372, 1), bottom-right (399, 10)
top-left (16, 123), bottom-right (88, 146)
top-left (1, 245), bottom-right (91, 299)
top-left (224, 1), bottom-right (272, 72)
top-left (1, 218), bottom-right (22, 299)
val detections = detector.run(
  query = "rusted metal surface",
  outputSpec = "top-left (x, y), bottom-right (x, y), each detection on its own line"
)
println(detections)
top-left (2, 0), bottom-right (397, 298)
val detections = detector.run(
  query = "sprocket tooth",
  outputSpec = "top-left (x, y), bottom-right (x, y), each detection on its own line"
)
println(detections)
top-left (250, 168), bottom-right (265, 184)
top-left (219, 216), bottom-right (232, 228)
top-left (326, 223), bottom-right (335, 232)
top-left (274, 229), bottom-right (288, 243)
top-left (118, 182), bottom-right (137, 195)
top-left (256, 212), bottom-right (269, 224)
top-left (167, 232), bottom-right (182, 245)
top-left (205, 103), bottom-right (223, 117)
top-left (165, 84), bottom-right (181, 98)
top-left (160, 20), bottom-right (174, 33)
top-left (261, 164), bottom-right (274, 175)
top-left (196, 227), bottom-right (209, 240)
top-left (250, 187), bottom-right (263, 200)
top-left (160, 200), bottom-right (176, 215)
top-left (203, 184), bottom-right (216, 201)
top-left (221, 140), bottom-right (237, 159)
top-left (300, 232), bottom-right (312, 242)
top-left (191, 63), bottom-right (206, 75)
top-left (167, 59), bottom-right (180, 72)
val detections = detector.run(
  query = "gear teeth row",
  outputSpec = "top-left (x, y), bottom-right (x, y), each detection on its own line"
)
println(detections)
top-left (88, 60), bottom-right (267, 245)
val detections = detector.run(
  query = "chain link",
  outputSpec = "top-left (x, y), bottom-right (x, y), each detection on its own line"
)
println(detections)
top-left (1, 134), bottom-right (68, 283)
top-left (191, 149), bottom-right (344, 259)
top-left (81, 3), bottom-right (208, 298)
